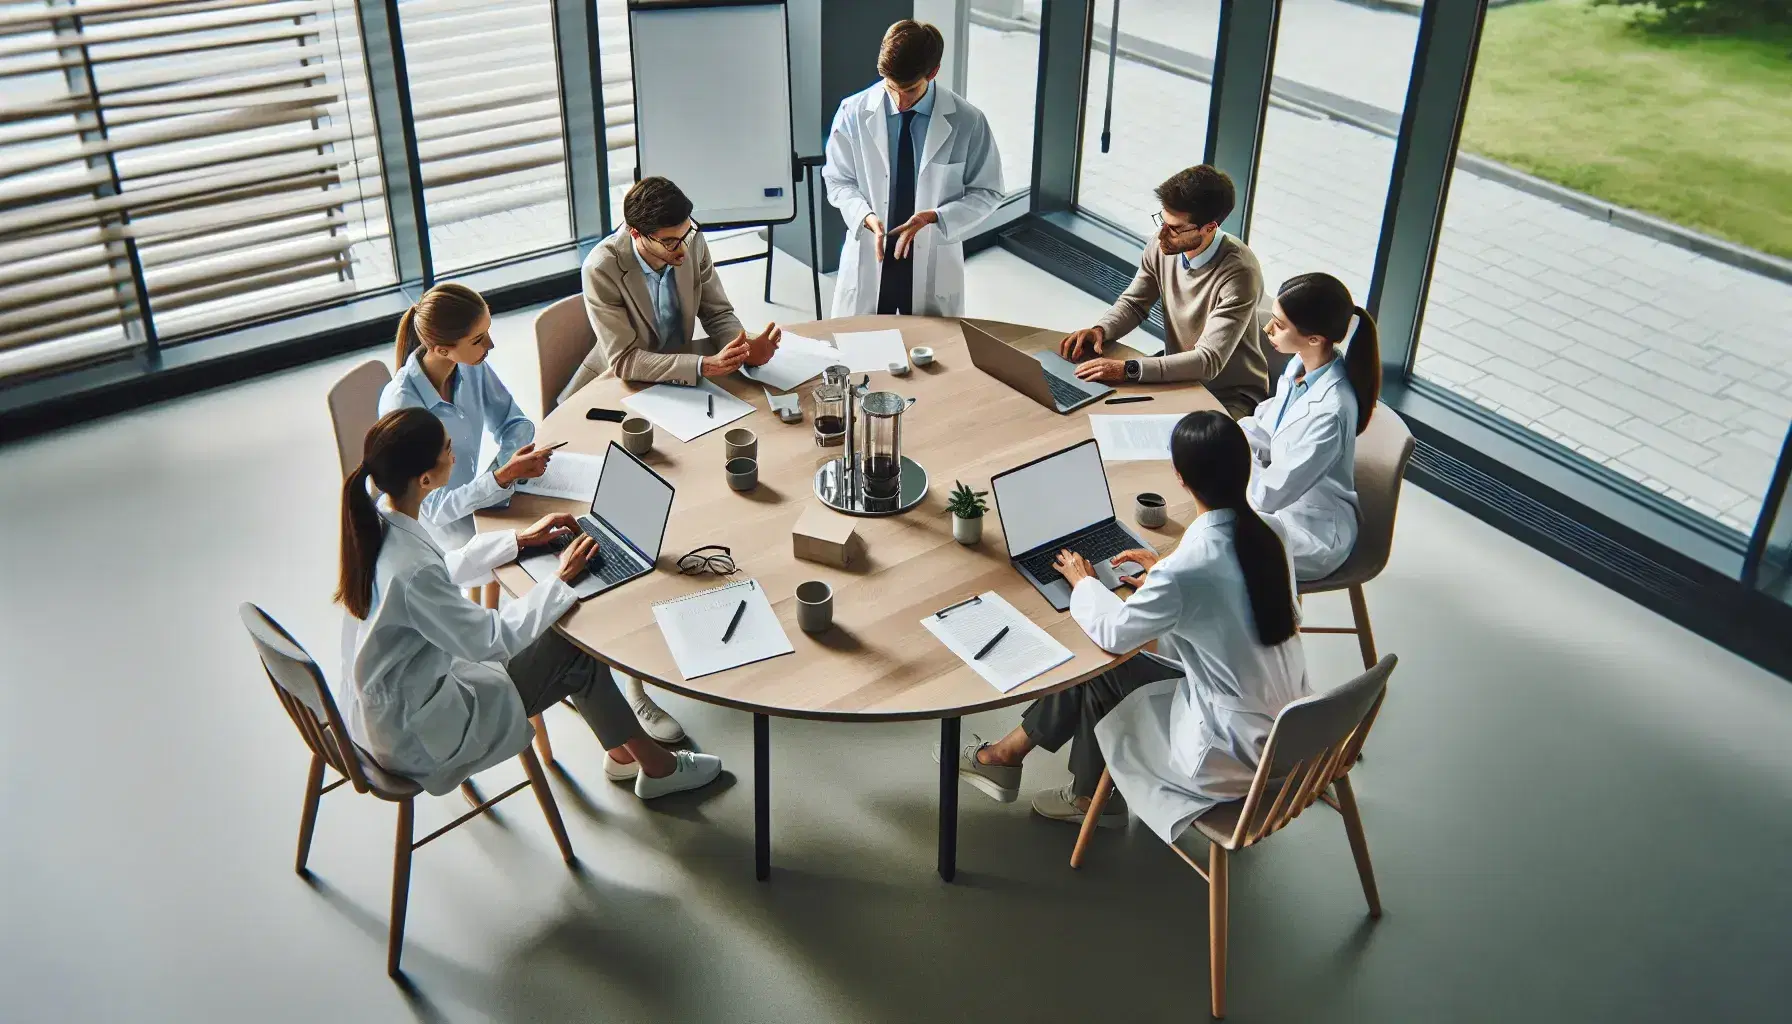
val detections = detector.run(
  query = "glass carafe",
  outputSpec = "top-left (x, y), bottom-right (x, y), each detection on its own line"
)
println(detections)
top-left (857, 391), bottom-right (906, 502)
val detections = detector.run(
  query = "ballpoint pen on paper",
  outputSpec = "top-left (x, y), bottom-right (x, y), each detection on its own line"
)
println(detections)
top-left (973, 626), bottom-right (1009, 660)
top-left (707, 393), bottom-right (715, 417)
top-left (1104, 395), bottom-right (1154, 405)
top-left (721, 599), bottom-right (746, 643)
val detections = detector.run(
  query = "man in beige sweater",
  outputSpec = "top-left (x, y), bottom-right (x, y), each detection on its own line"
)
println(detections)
top-left (559, 177), bottom-right (781, 406)
top-left (1060, 165), bottom-right (1268, 418)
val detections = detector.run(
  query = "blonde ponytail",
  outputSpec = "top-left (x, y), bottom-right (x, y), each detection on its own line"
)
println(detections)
top-left (394, 283), bottom-right (489, 370)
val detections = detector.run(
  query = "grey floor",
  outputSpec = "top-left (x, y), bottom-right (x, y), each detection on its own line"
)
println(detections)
top-left (3, 249), bottom-right (1790, 1023)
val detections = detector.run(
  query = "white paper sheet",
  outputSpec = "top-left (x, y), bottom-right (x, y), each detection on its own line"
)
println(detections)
top-left (1089, 413), bottom-right (1184, 461)
top-left (922, 591), bottom-right (1073, 693)
top-left (620, 379), bottom-right (754, 442)
top-left (514, 451), bottom-right (605, 501)
top-left (739, 332), bottom-right (842, 391)
top-left (831, 329), bottom-right (910, 373)
top-left (653, 579), bottom-right (794, 680)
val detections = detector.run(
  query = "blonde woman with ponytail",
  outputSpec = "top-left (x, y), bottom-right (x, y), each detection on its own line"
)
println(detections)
top-left (379, 283), bottom-right (550, 553)
top-left (1241, 272), bottom-right (1383, 581)
top-left (336, 409), bottom-right (724, 800)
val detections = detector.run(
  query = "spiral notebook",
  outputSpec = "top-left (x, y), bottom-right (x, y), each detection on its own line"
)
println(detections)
top-left (652, 578), bottom-right (793, 680)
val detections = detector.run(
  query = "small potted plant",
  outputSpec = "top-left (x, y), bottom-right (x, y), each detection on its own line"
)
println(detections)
top-left (945, 480), bottom-right (989, 545)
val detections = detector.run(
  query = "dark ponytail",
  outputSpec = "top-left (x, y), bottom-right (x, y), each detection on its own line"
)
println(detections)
top-left (1169, 411), bottom-right (1298, 646)
top-left (394, 282), bottom-right (489, 371)
top-left (335, 408), bottom-right (449, 619)
top-left (1276, 273), bottom-right (1381, 434)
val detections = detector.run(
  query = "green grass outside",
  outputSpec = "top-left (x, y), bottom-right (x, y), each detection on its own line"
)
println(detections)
top-left (1461, 0), bottom-right (1792, 260)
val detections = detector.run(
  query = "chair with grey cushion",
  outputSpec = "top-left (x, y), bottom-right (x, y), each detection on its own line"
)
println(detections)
top-left (1299, 404), bottom-right (1416, 669)
top-left (239, 603), bottom-right (576, 978)
top-left (327, 359), bottom-right (392, 480)
top-left (536, 294), bottom-right (597, 414)
top-left (1071, 655), bottom-right (1396, 1019)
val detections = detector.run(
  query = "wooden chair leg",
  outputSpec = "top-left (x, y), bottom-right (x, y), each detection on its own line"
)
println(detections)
top-left (531, 715), bottom-right (554, 766)
top-left (1347, 584), bottom-right (1377, 670)
top-left (1333, 775), bottom-right (1382, 918)
top-left (1209, 843), bottom-right (1229, 1019)
top-left (520, 747), bottom-right (577, 865)
top-left (1070, 768), bottom-right (1114, 869)
top-left (482, 581), bottom-right (500, 610)
top-left (460, 779), bottom-right (494, 818)
top-left (295, 753), bottom-right (325, 875)
top-left (388, 799), bottom-right (415, 978)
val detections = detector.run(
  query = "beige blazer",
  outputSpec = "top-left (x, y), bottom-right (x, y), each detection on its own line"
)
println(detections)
top-left (560, 226), bottom-right (745, 403)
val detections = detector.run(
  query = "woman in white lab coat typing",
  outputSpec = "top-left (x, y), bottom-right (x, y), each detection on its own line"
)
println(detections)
top-left (952, 412), bottom-right (1309, 837)
top-left (1240, 272), bottom-right (1382, 580)
top-left (337, 408), bottom-right (722, 800)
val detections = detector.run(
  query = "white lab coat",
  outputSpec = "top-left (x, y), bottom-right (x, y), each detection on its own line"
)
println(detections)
top-left (822, 82), bottom-right (1004, 317)
top-left (1074, 509), bottom-right (1310, 844)
top-left (1239, 358), bottom-right (1361, 581)
top-left (339, 509), bottom-right (577, 795)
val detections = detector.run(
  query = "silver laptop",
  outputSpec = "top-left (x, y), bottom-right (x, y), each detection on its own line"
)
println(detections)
top-left (990, 439), bottom-right (1153, 611)
top-left (962, 321), bottom-right (1114, 413)
top-left (527, 441), bottom-right (675, 599)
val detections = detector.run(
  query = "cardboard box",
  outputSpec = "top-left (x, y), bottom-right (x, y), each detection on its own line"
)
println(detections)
top-left (792, 506), bottom-right (863, 569)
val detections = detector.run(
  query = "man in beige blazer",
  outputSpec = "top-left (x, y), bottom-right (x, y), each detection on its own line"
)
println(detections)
top-left (559, 177), bottom-right (781, 405)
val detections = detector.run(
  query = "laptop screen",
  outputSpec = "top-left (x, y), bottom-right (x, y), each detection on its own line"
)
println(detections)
top-left (592, 442), bottom-right (675, 559)
top-left (990, 440), bottom-right (1116, 558)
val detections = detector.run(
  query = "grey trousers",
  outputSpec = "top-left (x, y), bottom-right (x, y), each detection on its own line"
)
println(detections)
top-left (1021, 653), bottom-right (1183, 797)
top-left (506, 630), bottom-right (641, 750)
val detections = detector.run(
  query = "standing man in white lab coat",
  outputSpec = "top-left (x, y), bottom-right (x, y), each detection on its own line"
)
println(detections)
top-left (822, 19), bottom-right (1004, 317)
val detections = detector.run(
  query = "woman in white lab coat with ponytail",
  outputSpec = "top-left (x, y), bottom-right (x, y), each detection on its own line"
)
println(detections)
top-left (1241, 272), bottom-right (1382, 581)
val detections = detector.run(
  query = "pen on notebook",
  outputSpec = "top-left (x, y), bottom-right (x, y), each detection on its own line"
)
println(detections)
top-left (539, 440), bottom-right (569, 453)
top-left (721, 599), bottom-right (746, 643)
top-left (707, 393), bottom-right (715, 418)
top-left (973, 626), bottom-right (1009, 661)
top-left (1104, 395), bottom-right (1154, 405)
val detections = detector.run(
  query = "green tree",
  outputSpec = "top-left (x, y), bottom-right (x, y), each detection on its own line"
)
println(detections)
top-left (1594, 0), bottom-right (1792, 34)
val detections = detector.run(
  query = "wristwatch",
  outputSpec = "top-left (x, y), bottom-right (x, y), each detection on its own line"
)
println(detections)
top-left (1123, 359), bottom-right (1143, 383)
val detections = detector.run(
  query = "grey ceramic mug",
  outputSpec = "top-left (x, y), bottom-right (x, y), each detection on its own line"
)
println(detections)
top-left (796, 580), bottom-right (833, 634)
top-left (621, 416), bottom-right (653, 456)
top-left (726, 456), bottom-right (758, 492)
top-left (1135, 492), bottom-right (1167, 529)
top-left (724, 427), bottom-right (757, 463)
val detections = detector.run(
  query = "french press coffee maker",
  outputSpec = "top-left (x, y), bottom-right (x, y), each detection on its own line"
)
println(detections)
top-left (812, 366), bottom-right (928, 516)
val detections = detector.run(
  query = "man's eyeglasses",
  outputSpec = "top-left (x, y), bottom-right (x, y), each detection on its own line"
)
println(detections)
top-left (677, 544), bottom-right (737, 576)
top-left (648, 220), bottom-right (701, 252)
top-left (1151, 212), bottom-right (1204, 237)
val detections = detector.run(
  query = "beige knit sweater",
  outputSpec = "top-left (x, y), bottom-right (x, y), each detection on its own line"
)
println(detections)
top-left (1094, 234), bottom-right (1269, 418)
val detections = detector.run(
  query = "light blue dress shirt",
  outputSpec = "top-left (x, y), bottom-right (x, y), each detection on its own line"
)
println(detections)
top-left (883, 80), bottom-right (936, 171)
top-left (1273, 355), bottom-right (1340, 430)
top-left (1180, 230), bottom-right (1229, 273)
top-left (379, 350), bottom-right (534, 546)
top-left (631, 238), bottom-right (684, 351)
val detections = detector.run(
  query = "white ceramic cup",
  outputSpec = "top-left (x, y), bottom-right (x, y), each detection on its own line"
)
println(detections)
top-left (910, 346), bottom-right (935, 366)
top-left (888, 360), bottom-right (911, 377)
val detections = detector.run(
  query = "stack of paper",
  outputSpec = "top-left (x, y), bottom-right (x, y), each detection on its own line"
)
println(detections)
top-left (515, 451), bottom-right (604, 501)
top-left (653, 579), bottom-right (794, 680)
top-left (740, 332), bottom-right (842, 391)
top-left (832, 329), bottom-right (909, 373)
top-left (1090, 414), bottom-right (1183, 461)
top-left (621, 379), bottom-right (754, 442)
top-left (922, 591), bottom-right (1073, 693)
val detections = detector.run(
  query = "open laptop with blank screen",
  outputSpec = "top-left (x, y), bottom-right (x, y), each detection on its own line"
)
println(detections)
top-left (962, 321), bottom-right (1113, 413)
top-left (989, 439), bottom-right (1152, 611)
top-left (523, 441), bottom-right (675, 599)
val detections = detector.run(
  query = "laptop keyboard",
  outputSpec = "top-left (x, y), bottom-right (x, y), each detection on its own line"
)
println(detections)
top-left (544, 521), bottom-right (644, 586)
top-left (1045, 371), bottom-right (1090, 408)
top-left (1018, 520), bottom-right (1137, 584)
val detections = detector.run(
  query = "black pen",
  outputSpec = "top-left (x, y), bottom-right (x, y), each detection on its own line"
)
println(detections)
top-left (721, 599), bottom-right (746, 643)
top-left (539, 440), bottom-right (569, 453)
top-left (973, 625), bottom-right (1009, 660)
top-left (707, 393), bottom-right (715, 417)
top-left (1105, 395), bottom-right (1154, 405)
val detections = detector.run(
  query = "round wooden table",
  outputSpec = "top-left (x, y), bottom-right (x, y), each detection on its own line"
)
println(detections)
top-left (478, 315), bottom-right (1221, 881)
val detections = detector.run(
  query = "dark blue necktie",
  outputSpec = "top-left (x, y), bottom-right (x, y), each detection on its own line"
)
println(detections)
top-left (877, 109), bottom-right (918, 315)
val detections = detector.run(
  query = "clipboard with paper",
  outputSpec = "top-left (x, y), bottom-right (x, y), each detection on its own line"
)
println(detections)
top-left (922, 591), bottom-right (1073, 693)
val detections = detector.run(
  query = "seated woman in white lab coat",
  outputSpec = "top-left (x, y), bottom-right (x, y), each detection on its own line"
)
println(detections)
top-left (380, 282), bottom-right (691, 746)
top-left (952, 412), bottom-right (1308, 837)
top-left (1239, 272), bottom-right (1382, 581)
top-left (336, 408), bottom-right (722, 800)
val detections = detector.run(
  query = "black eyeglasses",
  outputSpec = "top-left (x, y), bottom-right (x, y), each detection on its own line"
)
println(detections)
top-left (677, 544), bottom-right (737, 576)
top-left (649, 220), bottom-right (701, 252)
top-left (1151, 212), bottom-right (1204, 236)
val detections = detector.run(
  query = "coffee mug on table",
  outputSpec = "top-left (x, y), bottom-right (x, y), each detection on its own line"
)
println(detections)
top-left (796, 580), bottom-right (833, 634)
top-left (726, 456), bottom-right (758, 492)
top-left (1135, 492), bottom-right (1167, 529)
top-left (724, 427), bottom-right (757, 463)
top-left (909, 346), bottom-right (935, 366)
top-left (621, 416), bottom-right (653, 456)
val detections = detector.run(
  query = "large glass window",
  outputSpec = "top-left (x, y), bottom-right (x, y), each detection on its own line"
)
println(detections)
top-left (1412, 0), bottom-right (1792, 536)
top-left (958, 1), bottom-right (1039, 197)
top-left (1249, 0), bottom-right (1418, 302)
top-left (1072, 0), bottom-right (1219, 232)
top-left (0, 0), bottom-right (389, 378)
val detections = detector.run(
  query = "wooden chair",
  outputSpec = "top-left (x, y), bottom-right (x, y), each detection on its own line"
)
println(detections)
top-left (239, 602), bottom-right (577, 978)
top-left (535, 294), bottom-right (597, 414)
top-left (327, 359), bottom-right (392, 480)
top-left (1299, 405), bottom-right (1416, 669)
top-left (1071, 655), bottom-right (1396, 1018)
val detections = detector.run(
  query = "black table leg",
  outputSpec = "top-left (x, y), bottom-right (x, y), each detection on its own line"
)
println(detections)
top-left (938, 716), bottom-right (960, 882)
top-left (754, 713), bottom-right (770, 881)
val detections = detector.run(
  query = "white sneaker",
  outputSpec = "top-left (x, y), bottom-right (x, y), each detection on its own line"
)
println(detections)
top-left (1030, 784), bottom-right (1127, 829)
top-left (603, 751), bottom-right (639, 782)
top-left (634, 751), bottom-right (723, 800)
top-left (931, 734), bottom-right (1021, 804)
top-left (625, 678), bottom-right (688, 744)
